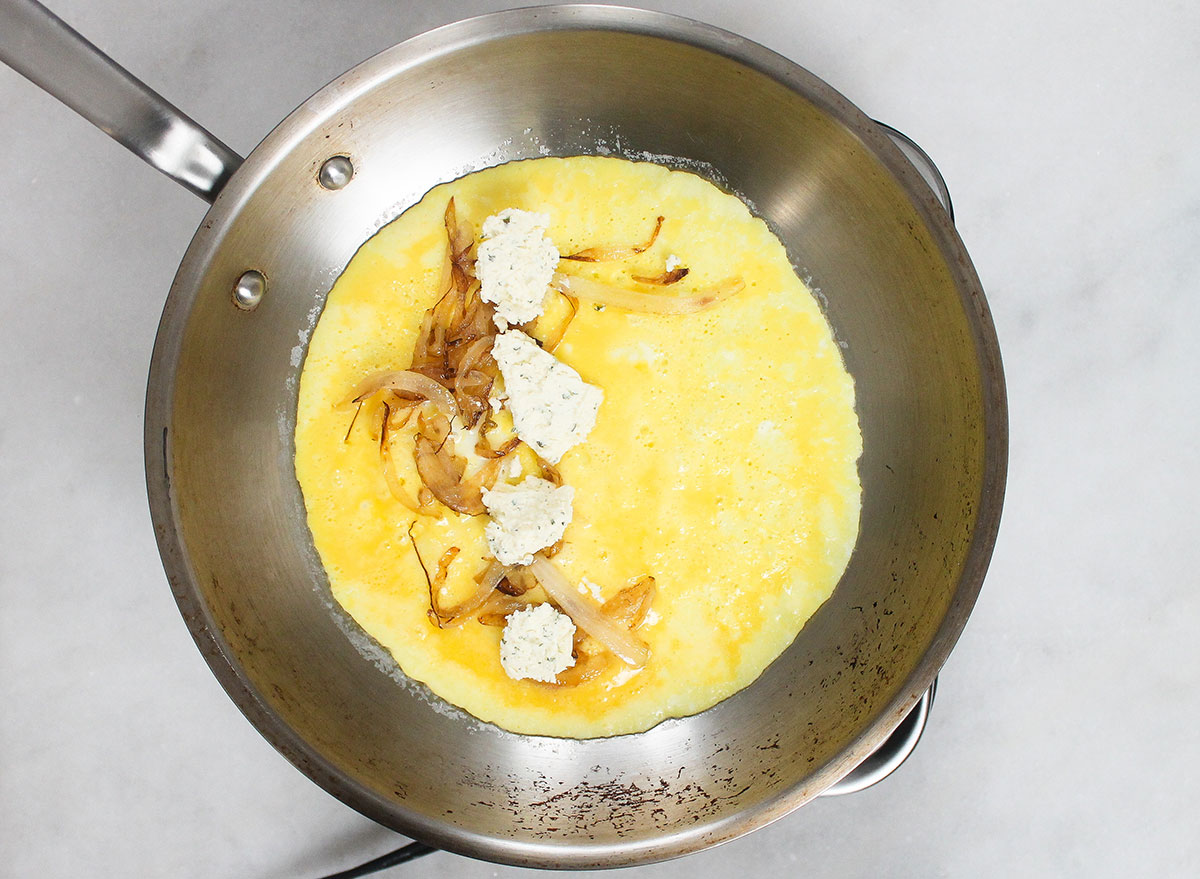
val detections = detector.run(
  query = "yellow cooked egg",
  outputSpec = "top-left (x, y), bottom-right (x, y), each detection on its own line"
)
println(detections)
top-left (294, 156), bottom-right (862, 738)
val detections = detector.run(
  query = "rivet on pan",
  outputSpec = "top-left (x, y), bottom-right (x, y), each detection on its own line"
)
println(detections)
top-left (318, 155), bottom-right (354, 190)
top-left (233, 270), bottom-right (266, 311)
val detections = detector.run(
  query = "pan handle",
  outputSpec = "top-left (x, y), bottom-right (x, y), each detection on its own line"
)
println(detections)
top-left (819, 680), bottom-right (937, 796)
top-left (875, 119), bottom-right (955, 221)
top-left (0, 0), bottom-right (242, 202)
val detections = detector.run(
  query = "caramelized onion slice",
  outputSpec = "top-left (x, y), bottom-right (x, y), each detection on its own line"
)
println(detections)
top-left (342, 370), bottom-right (458, 417)
top-left (416, 411), bottom-right (453, 448)
top-left (497, 567), bottom-right (537, 596)
top-left (453, 338), bottom-right (496, 428)
top-left (414, 435), bottom-right (471, 512)
top-left (538, 458), bottom-right (563, 487)
top-left (432, 558), bottom-right (514, 627)
top-left (434, 547), bottom-right (460, 590)
top-left (540, 648), bottom-right (610, 687)
top-left (387, 401), bottom-right (415, 430)
top-left (343, 400), bottom-right (364, 443)
top-left (602, 576), bottom-right (657, 629)
top-left (552, 272), bottom-right (744, 315)
top-left (382, 439), bottom-right (435, 516)
top-left (536, 290), bottom-right (578, 352)
top-left (475, 435), bottom-right (521, 460)
top-left (414, 435), bottom-right (507, 515)
top-left (455, 279), bottom-right (494, 343)
top-left (410, 313), bottom-right (435, 368)
top-left (631, 267), bottom-right (689, 286)
top-left (528, 555), bottom-right (649, 668)
top-left (454, 335), bottom-right (494, 376)
top-left (436, 238), bottom-right (454, 298)
top-left (380, 400), bottom-right (423, 512)
top-left (476, 593), bottom-right (529, 626)
top-left (410, 527), bottom-right (469, 627)
top-left (563, 215), bottom-right (664, 262)
top-left (444, 196), bottom-right (475, 267)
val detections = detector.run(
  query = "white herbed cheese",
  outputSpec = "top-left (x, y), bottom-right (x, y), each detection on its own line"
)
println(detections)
top-left (492, 330), bottom-right (603, 464)
top-left (499, 603), bottom-right (576, 682)
top-left (481, 476), bottom-right (575, 566)
top-left (665, 253), bottom-right (682, 272)
top-left (476, 209), bottom-right (560, 329)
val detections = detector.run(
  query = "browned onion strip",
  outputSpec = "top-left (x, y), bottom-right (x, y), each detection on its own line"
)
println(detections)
top-left (388, 403), bottom-right (415, 431)
top-left (408, 524), bottom-right (439, 627)
top-left (452, 336), bottom-right (496, 427)
top-left (428, 284), bottom-right (460, 338)
top-left (343, 400), bottom-right (364, 443)
top-left (475, 435), bottom-right (521, 460)
top-left (539, 648), bottom-right (610, 687)
top-left (455, 335), bottom-right (493, 376)
top-left (528, 555), bottom-right (649, 668)
top-left (631, 267), bottom-right (689, 286)
top-left (539, 458), bottom-right (563, 487)
top-left (456, 280), bottom-right (493, 342)
top-left (432, 324), bottom-right (449, 376)
top-left (342, 370), bottom-right (458, 417)
top-left (434, 547), bottom-right (460, 588)
top-left (459, 455), bottom-right (507, 502)
top-left (410, 313), bottom-right (434, 367)
top-left (435, 233), bottom-right (454, 301)
top-left (444, 197), bottom-right (475, 268)
top-left (563, 215), bottom-right (664, 262)
top-left (450, 263), bottom-right (472, 301)
top-left (381, 400), bottom-right (433, 514)
top-left (454, 370), bottom-right (494, 429)
top-left (552, 272), bottom-right (745, 315)
top-left (476, 593), bottom-right (529, 626)
top-left (602, 576), bottom-right (657, 629)
top-left (539, 291), bottom-right (578, 352)
top-left (496, 568), bottom-right (535, 596)
top-left (367, 397), bottom-right (388, 443)
top-left (414, 435), bottom-right (509, 515)
top-left (382, 437), bottom-right (434, 515)
top-left (431, 557), bottom-right (514, 627)
top-left (417, 411), bottom-right (452, 449)
top-left (346, 200), bottom-right (508, 520)
top-left (414, 435), bottom-right (468, 510)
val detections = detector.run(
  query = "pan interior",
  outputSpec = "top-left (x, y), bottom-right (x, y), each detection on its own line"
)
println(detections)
top-left (150, 9), bottom-right (1001, 868)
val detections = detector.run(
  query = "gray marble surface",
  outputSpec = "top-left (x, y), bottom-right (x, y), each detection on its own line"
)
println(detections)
top-left (2, 0), bottom-right (1197, 876)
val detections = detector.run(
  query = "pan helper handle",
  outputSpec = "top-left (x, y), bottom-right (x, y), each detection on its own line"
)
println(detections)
top-left (875, 120), bottom-right (955, 222)
top-left (0, 0), bottom-right (242, 202)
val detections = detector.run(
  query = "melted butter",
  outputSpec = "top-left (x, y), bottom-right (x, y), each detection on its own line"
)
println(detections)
top-left (295, 157), bottom-right (862, 737)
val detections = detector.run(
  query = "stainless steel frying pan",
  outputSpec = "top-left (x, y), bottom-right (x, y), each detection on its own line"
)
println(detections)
top-left (0, 1), bottom-right (1006, 868)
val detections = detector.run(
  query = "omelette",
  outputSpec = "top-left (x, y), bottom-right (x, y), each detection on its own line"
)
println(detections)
top-left (294, 156), bottom-right (862, 738)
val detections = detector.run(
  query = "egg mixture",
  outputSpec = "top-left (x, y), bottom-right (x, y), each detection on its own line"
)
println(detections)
top-left (294, 156), bottom-right (862, 737)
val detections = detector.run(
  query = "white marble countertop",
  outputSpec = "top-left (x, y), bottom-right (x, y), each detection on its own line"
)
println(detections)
top-left (2, 1), bottom-right (1197, 876)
